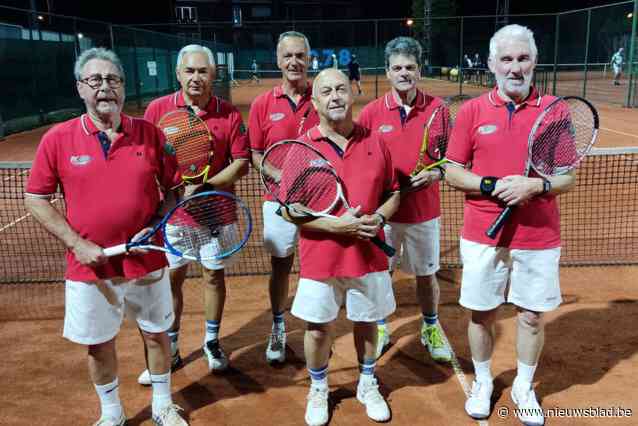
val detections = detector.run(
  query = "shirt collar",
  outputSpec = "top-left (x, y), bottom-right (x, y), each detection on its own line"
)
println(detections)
top-left (306, 123), bottom-right (363, 143)
top-left (80, 113), bottom-right (132, 136)
top-left (274, 83), bottom-right (312, 100)
top-left (487, 86), bottom-right (542, 108)
top-left (384, 88), bottom-right (431, 111)
top-left (174, 91), bottom-right (220, 115)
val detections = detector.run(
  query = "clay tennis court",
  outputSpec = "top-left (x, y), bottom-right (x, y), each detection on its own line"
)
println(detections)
top-left (1, 76), bottom-right (637, 425)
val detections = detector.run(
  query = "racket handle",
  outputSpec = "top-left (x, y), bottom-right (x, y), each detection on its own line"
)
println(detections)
top-left (486, 206), bottom-right (514, 239)
top-left (103, 243), bottom-right (128, 257)
top-left (371, 236), bottom-right (396, 257)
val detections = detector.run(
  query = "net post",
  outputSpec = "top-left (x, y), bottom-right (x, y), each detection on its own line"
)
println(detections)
top-left (582, 9), bottom-right (591, 99)
top-left (132, 30), bottom-right (143, 111)
top-left (109, 24), bottom-right (115, 50)
top-left (626, 0), bottom-right (638, 107)
top-left (552, 13), bottom-right (560, 96)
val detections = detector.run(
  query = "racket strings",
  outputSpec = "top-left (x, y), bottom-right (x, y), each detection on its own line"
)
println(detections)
top-left (263, 144), bottom-right (339, 215)
top-left (160, 113), bottom-right (212, 175)
top-left (426, 109), bottom-right (450, 161)
top-left (171, 194), bottom-right (249, 259)
top-left (531, 100), bottom-right (596, 176)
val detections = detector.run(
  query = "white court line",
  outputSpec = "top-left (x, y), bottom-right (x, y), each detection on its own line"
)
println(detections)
top-left (599, 126), bottom-right (638, 139)
top-left (438, 324), bottom-right (489, 426)
top-left (0, 198), bottom-right (60, 233)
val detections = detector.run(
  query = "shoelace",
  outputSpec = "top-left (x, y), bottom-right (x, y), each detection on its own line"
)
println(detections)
top-left (425, 326), bottom-right (445, 348)
top-left (361, 382), bottom-right (384, 403)
top-left (270, 332), bottom-right (284, 350)
top-left (308, 389), bottom-right (328, 407)
top-left (154, 404), bottom-right (184, 423)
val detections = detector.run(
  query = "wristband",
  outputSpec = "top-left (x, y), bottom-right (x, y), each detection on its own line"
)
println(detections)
top-left (541, 178), bottom-right (552, 195)
top-left (436, 166), bottom-right (446, 181)
top-left (480, 176), bottom-right (499, 196)
top-left (375, 212), bottom-right (387, 227)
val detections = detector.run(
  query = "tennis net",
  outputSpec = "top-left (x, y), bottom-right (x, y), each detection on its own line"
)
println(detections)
top-left (1, 147), bottom-right (637, 284)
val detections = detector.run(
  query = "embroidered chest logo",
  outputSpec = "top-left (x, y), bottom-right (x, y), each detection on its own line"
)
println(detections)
top-left (270, 112), bottom-right (285, 122)
top-left (70, 155), bottom-right (92, 166)
top-left (378, 124), bottom-right (394, 133)
top-left (478, 124), bottom-right (498, 135)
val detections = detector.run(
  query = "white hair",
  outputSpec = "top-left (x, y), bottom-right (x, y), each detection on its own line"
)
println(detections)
top-left (74, 47), bottom-right (125, 80)
top-left (489, 24), bottom-right (538, 62)
top-left (176, 44), bottom-right (215, 69)
top-left (277, 31), bottom-right (311, 55)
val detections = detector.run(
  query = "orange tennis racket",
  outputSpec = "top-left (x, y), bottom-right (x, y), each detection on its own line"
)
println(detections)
top-left (158, 109), bottom-right (213, 184)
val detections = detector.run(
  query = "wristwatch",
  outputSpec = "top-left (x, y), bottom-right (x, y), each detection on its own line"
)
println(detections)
top-left (375, 212), bottom-right (387, 227)
top-left (480, 176), bottom-right (499, 196)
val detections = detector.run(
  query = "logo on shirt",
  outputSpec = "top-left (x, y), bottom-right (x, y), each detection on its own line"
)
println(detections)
top-left (70, 155), bottom-right (92, 166)
top-left (239, 123), bottom-right (247, 134)
top-left (270, 112), bottom-right (285, 122)
top-left (478, 124), bottom-right (498, 135)
top-left (378, 124), bottom-right (394, 133)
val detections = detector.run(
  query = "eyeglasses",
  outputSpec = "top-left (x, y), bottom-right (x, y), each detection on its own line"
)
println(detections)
top-left (79, 74), bottom-right (124, 89)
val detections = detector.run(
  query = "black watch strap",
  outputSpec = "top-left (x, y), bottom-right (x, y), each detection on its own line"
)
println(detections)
top-left (480, 176), bottom-right (499, 196)
top-left (541, 178), bottom-right (552, 195)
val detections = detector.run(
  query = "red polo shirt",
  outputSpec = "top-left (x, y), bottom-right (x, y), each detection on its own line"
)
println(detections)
top-left (26, 114), bottom-right (181, 281)
top-left (297, 124), bottom-right (399, 280)
top-left (248, 84), bottom-right (319, 201)
top-left (144, 91), bottom-right (250, 187)
top-left (358, 89), bottom-right (443, 223)
top-left (446, 87), bottom-right (561, 249)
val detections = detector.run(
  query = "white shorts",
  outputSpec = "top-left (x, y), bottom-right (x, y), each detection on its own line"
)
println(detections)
top-left (459, 238), bottom-right (562, 312)
top-left (384, 218), bottom-right (440, 276)
top-left (291, 271), bottom-right (396, 323)
top-left (165, 222), bottom-right (237, 271)
top-left (63, 268), bottom-right (174, 345)
top-left (613, 65), bottom-right (622, 75)
top-left (262, 200), bottom-right (299, 258)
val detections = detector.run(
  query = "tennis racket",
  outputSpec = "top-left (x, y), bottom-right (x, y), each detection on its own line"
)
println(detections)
top-left (260, 139), bottom-right (396, 257)
top-left (103, 191), bottom-right (252, 261)
top-left (485, 96), bottom-right (599, 239)
top-left (158, 109), bottom-right (213, 184)
top-left (411, 95), bottom-right (472, 176)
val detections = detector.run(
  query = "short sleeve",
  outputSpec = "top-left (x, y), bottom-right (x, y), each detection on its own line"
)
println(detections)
top-left (25, 129), bottom-right (60, 196)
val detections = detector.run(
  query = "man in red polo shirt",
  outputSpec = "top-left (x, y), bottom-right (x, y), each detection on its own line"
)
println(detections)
top-left (358, 36), bottom-right (452, 363)
top-left (446, 25), bottom-right (575, 426)
top-left (249, 31), bottom-right (319, 364)
top-left (24, 48), bottom-right (187, 426)
top-left (284, 68), bottom-right (400, 426)
top-left (138, 44), bottom-right (249, 382)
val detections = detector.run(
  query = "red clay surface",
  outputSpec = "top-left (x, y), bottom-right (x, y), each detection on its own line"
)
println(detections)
top-left (1, 77), bottom-right (637, 425)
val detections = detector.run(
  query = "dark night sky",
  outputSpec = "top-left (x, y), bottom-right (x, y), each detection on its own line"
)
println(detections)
top-left (0, 0), bottom-right (632, 24)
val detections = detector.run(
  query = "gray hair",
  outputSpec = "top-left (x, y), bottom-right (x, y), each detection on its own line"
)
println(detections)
top-left (277, 31), bottom-right (311, 54)
top-left (74, 47), bottom-right (125, 80)
top-left (489, 24), bottom-right (538, 61)
top-left (384, 37), bottom-right (423, 68)
top-left (176, 44), bottom-right (215, 69)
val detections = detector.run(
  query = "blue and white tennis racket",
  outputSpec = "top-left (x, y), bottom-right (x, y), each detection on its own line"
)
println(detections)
top-left (103, 190), bottom-right (252, 260)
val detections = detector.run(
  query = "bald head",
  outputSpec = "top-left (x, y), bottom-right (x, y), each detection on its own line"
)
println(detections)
top-left (312, 68), bottom-right (351, 97)
top-left (312, 68), bottom-right (353, 124)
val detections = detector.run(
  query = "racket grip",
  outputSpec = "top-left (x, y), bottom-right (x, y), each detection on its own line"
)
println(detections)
top-left (103, 243), bottom-right (128, 257)
top-left (486, 206), bottom-right (514, 239)
top-left (371, 236), bottom-right (396, 257)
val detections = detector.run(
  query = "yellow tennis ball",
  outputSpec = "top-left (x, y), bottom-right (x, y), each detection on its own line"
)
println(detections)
top-left (441, 66), bottom-right (449, 75)
top-left (450, 68), bottom-right (459, 77)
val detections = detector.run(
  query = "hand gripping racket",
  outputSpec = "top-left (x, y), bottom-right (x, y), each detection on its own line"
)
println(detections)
top-left (411, 95), bottom-right (472, 176)
top-left (103, 191), bottom-right (252, 260)
top-left (486, 96), bottom-right (599, 239)
top-left (259, 139), bottom-right (396, 257)
top-left (158, 109), bottom-right (213, 184)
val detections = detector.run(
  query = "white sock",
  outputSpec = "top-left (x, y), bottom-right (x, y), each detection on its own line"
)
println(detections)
top-left (472, 358), bottom-right (493, 384)
top-left (514, 360), bottom-right (537, 391)
top-left (94, 378), bottom-right (123, 420)
top-left (150, 372), bottom-right (173, 414)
